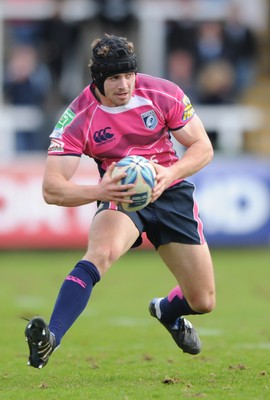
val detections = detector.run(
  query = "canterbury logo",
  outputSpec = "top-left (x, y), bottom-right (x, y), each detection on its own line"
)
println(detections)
top-left (94, 127), bottom-right (114, 143)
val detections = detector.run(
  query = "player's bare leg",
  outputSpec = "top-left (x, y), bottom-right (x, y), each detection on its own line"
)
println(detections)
top-left (149, 242), bottom-right (215, 354)
top-left (25, 211), bottom-right (139, 368)
top-left (158, 242), bottom-right (216, 313)
top-left (83, 210), bottom-right (140, 275)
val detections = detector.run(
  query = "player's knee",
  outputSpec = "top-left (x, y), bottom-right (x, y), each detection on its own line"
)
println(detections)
top-left (84, 245), bottom-right (121, 275)
top-left (198, 299), bottom-right (215, 314)
top-left (189, 293), bottom-right (216, 314)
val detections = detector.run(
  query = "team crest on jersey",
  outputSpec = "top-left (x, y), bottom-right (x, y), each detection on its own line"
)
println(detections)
top-left (141, 110), bottom-right (158, 130)
top-left (182, 95), bottom-right (195, 122)
top-left (52, 108), bottom-right (76, 137)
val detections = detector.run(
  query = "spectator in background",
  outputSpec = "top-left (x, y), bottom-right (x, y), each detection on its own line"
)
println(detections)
top-left (3, 44), bottom-right (52, 151)
top-left (167, 49), bottom-right (197, 101)
top-left (186, 15), bottom-right (257, 99)
top-left (5, 19), bottom-right (44, 48)
top-left (165, 18), bottom-right (237, 149)
top-left (165, 20), bottom-right (233, 101)
top-left (196, 59), bottom-right (235, 104)
top-left (166, 19), bottom-right (197, 54)
top-left (193, 20), bottom-right (237, 104)
top-left (223, 4), bottom-right (258, 93)
top-left (194, 21), bottom-right (226, 70)
top-left (195, 59), bottom-right (235, 148)
top-left (41, 0), bottom-right (81, 104)
top-left (165, 16), bottom-right (198, 101)
top-left (192, 21), bottom-right (236, 148)
top-left (94, 0), bottom-right (136, 29)
top-left (6, 0), bottom-right (82, 105)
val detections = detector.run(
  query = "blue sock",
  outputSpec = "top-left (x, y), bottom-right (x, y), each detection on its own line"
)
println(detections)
top-left (49, 260), bottom-right (100, 346)
top-left (159, 286), bottom-right (200, 324)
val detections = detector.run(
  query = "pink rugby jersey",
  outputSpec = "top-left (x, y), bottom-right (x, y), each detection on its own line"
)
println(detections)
top-left (48, 73), bottom-right (195, 175)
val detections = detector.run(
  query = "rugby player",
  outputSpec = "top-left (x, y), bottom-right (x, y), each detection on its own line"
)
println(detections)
top-left (25, 34), bottom-right (215, 369)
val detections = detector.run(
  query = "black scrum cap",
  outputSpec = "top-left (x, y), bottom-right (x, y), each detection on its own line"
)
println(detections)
top-left (90, 35), bottom-right (137, 96)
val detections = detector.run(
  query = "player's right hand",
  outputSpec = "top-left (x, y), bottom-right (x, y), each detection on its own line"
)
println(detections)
top-left (97, 163), bottom-right (136, 203)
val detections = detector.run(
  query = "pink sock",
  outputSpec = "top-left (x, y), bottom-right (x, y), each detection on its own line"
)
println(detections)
top-left (168, 286), bottom-right (184, 302)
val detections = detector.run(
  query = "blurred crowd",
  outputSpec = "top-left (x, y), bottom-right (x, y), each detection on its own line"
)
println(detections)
top-left (2, 0), bottom-right (260, 152)
top-left (165, 4), bottom-right (257, 104)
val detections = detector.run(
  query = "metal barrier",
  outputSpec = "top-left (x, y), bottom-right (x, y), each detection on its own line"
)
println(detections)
top-left (0, 106), bottom-right (43, 161)
top-left (0, 104), bottom-right (263, 162)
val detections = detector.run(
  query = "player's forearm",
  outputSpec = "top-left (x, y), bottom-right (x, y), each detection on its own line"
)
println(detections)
top-left (172, 139), bottom-right (214, 180)
top-left (42, 178), bottom-right (100, 207)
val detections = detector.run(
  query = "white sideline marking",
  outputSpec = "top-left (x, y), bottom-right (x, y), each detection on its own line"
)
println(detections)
top-left (240, 343), bottom-right (270, 350)
top-left (108, 319), bottom-right (224, 336)
top-left (17, 296), bottom-right (45, 308)
top-left (198, 328), bottom-right (223, 336)
top-left (109, 317), bottom-right (151, 327)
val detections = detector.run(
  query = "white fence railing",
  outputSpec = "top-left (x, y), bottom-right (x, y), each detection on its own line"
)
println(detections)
top-left (0, 104), bottom-right (263, 162)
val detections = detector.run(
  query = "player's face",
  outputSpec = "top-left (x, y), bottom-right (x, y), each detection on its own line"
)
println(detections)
top-left (101, 72), bottom-right (136, 106)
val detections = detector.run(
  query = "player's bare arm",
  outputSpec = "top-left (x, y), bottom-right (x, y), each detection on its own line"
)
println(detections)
top-left (42, 156), bottom-right (135, 207)
top-left (152, 114), bottom-right (213, 202)
top-left (173, 114), bottom-right (214, 174)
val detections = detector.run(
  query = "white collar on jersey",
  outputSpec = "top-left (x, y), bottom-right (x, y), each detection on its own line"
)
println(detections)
top-left (100, 95), bottom-right (152, 114)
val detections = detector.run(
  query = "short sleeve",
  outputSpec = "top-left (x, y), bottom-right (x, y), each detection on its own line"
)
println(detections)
top-left (166, 87), bottom-right (195, 131)
top-left (48, 107), bottom-right (84, 155)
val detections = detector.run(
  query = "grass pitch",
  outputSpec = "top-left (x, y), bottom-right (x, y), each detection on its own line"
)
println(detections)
top-left (0, 247), bottom-right (270, 399)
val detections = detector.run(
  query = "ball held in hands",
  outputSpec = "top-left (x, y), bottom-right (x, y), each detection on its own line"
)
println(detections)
top-left (111, 155), bottom-right (156, 211)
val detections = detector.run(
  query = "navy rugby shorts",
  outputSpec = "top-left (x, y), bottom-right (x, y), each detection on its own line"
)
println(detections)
top-left (95, 180), bottom-right (205, 249)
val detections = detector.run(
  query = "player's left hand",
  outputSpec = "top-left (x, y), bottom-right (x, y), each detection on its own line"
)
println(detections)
top-left (150, 163), bottom-right (177, 202)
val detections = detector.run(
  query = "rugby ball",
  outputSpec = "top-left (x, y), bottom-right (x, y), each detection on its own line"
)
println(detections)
top-left (111, 155), bottom-right (156, 211)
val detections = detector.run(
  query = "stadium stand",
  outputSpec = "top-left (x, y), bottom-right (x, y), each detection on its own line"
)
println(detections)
top-left (0, 0), bottom-right (269, 158)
